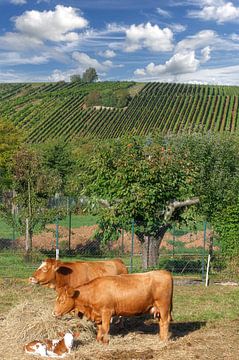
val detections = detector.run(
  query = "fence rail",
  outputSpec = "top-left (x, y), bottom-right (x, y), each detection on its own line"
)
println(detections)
top-left (0, 214), bottom-right (238, 283)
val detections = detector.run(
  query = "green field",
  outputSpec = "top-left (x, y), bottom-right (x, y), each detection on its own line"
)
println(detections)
top-left (58, 214), bottom-right (97, 228)
top-left (1, 81), bottom-right (239, 143)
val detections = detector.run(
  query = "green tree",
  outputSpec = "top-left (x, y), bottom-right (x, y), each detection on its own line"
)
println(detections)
top-left (10, 146), bottom-right (61, 252)
top-left (167, 132), bottom-right (239, 258)
top-left (168, 132), bottom-right (239, 221)
top-left (76, 135), bottom-right (199, 268)
top-left (70, 74), bottom-right (82, 83)
top-left (41, 140), bottom-right (76, 192)
top-left (115, 89), bottom-right (131, 107)
top-left (214, 199), bottom-right (239, 257)
top-left (85, 91), bottom-right (102, 107)
top-left (82, 67), bottom-right (98, 83)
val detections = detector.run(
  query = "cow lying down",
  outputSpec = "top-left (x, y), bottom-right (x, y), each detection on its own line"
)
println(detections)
top-left (53, 270), bottom-right (173, 344)
top-left (24, 332), bottom-right (74, 358)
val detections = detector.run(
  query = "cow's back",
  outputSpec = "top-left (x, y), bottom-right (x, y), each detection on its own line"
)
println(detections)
top-left (55, 259), bottom-right (127, 288)
top-left (86, 258), bottom-right (128, 277)
top-left (78, 270), bottom-right (173, 316)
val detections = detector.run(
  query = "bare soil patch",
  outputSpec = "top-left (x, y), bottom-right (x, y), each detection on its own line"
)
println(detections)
top-left (16, 225), bottom-right (214, 253)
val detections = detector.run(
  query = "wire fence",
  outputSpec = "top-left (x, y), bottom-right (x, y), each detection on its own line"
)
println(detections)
top-left (0, 194), bottom-right (238, 283)
top-left (0, 210), bottom-right (237, 284)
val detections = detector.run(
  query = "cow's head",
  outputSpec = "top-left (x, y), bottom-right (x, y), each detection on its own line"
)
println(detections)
top-left (29, 259), bottom-right (60, 286)
top-left (53, 286), bottom-right (79, 317)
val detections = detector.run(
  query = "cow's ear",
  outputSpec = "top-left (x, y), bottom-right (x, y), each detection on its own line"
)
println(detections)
top-left (53, 260), bottom-right (60, 272)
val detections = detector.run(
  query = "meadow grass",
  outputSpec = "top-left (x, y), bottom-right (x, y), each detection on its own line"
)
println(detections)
top-left (0, 217), bottom-right (15, 239)
top-left (173, 284), bottom-right (239, 322)
top-left (58, 214), bottom-right (98, 228)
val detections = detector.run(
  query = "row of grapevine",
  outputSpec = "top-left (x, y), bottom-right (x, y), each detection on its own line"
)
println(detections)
top-left (1, 81), bottom-right (239, 142)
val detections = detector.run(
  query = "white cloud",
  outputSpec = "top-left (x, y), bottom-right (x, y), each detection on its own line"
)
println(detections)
top-left (0, 32), bottom-right (43, 51)
top-left (175, 29), bottom-right (239, 54)
top-left (72, 51), bottom-right (106, 71)
top-left (156, 7), bottom-right (171, 18)
top-left (134, 47), bottom-right (212, 78)
top-left (0, 52), bottom-right (49, 65)
top-left (201, 46), bottom-right (211, 63)
top-left (100, 49), bottom-right (116, 58)
top-left (176, 30), bottom-right (217, 52)
top-left (124, 22), bottom-right (174, 52)
top-left (73, 51), bottom-right (119, 70)
top-left (10, 0), bottom-right (26, 4)
top-left (133, 63), bottom-right (239, 85)
top-left (0, 70), bottom-right (24, 83)
top-left (169, 23), bottom-right (187, 33)
top-left (48, 69), bottom-right (67, 82)
top-left (106, 23), bottom-right (128, 33)
top-left (230, 33), bottom-right (239, 41)
top-left (176, 64), bottom-right (239, 85)
top-left (14, 5), bottom-right (88, 42)
top-left (188, 1), bottom-right (239, 23)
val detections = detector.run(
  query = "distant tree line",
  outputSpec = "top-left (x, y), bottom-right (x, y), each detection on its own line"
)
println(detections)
top-left (70, 67), bottom-right (98, 84)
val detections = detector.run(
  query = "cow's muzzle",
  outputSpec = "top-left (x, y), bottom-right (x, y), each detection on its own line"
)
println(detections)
top-left (52, 311), bottom-right (62, 318)
top-left (29, 277), bottom-right (38, 284)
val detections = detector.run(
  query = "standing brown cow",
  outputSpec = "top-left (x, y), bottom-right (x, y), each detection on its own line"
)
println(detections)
top-left (29, 258), bottom-right (128, 289)
top-left (53, 270), bottom-right (173, 344)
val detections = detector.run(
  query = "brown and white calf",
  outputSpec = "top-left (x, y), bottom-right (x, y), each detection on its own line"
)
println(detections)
top-left (24, 332), bottom-right (74, 358)
top-left (53, 270), bottom-right (173, 344)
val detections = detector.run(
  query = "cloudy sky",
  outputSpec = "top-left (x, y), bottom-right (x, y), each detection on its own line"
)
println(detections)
top-left (1, 0), bottom-right (239, 84)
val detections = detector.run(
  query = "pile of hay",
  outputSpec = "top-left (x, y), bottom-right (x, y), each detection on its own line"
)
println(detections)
top-left (0, 290), bottom-right (95, 359)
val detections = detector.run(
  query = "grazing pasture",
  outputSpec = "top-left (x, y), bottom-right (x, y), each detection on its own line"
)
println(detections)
top-left (0, 278), bottom-right (238, 359)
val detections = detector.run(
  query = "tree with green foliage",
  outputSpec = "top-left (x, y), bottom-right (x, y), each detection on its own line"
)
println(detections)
top-left (214, 199), bottom-right (239, 257)
top-left (10, 146), bottom-right (62, 253)
top-left (75, 135), bottom-right (199, 268)
top-left (168, 132), bottom-right (239, 222)
top-left (41, 140), bottom-right (76, 193)
top-left (70, 74), bottom-right (82, 83)
top-left (85, 90), bottom-right (102, 107)
top-left (85, 88), bottom-right (131, 108)
top-left (166, 132), bottom-right (239, 260)
top-left (114, 89), bottom-right (131, 107)
top-left (74, 132), bottom-right (239, 266)
top-left (82, 67), bottom-right (98, 83)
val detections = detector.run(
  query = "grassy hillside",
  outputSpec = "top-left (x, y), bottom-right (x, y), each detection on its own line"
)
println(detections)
top-left (1, 81), bottom-right (239, 143)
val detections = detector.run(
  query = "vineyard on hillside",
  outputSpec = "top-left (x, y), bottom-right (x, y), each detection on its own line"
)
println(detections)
top-left (1, 81), bottom-right (239, 142)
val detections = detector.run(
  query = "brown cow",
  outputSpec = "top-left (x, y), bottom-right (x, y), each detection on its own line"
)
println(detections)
top-left (53, 270), bottom-right (173, 344)
top-left (29, 258), bottom-right (128, 289)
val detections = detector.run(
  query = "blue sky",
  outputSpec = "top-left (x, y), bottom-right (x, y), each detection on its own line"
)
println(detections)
top-left (1, 0), bottom-right (239, 84)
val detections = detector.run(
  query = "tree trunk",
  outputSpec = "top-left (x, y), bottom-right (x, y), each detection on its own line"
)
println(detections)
top-left (25, 218), bottom-right (32, 262)
top-left (141, 235), bottom-right (161, 269)
top-left (140, 224), bottom-right (170, 270)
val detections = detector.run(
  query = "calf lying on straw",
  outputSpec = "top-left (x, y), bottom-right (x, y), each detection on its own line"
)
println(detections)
top-left (24, 332), bottom-right (74, 358)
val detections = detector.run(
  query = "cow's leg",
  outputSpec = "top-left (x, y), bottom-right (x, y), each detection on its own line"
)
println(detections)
top-left (156, 307), bottom-right (170, 341)
top-left (96, 324), bottom-right (103, 342)
top-left (101, 311), bottom-right (112, 344)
